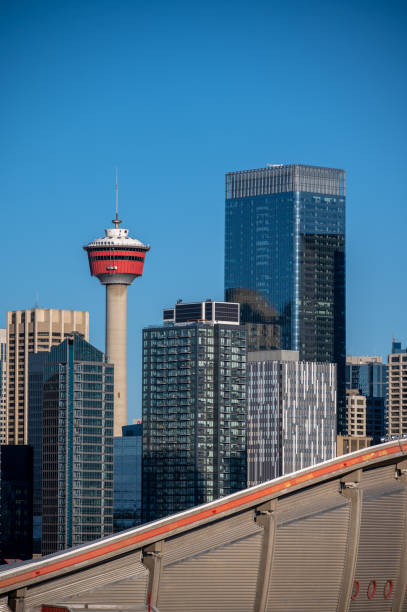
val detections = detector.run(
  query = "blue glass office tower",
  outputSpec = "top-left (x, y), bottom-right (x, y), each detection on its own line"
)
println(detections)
top-left (114, 422), bottom-right (142, 532)
top-left (225, 165), bottom-right (346, 431)
top-left (41, 334), bottom-right (114, 554)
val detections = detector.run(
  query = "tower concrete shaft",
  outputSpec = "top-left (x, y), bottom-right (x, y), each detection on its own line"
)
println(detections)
top-left (106, 284), bottom-right (127, 437)
top-left (84, 216), bottom-right (149, 437)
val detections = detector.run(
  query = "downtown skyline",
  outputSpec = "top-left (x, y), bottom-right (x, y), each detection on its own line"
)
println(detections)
top-left (1, 0), bottom-right (406, 421)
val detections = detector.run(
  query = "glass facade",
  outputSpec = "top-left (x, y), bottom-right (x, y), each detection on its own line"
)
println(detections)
top-left (142, 321), bottom-right (247, 522)
top-left (225, 165), bottom-right (346, 432)
top-left (114, 423), bottom-right (142, 532)
top-left (41, 334), bottom-right (114, 554)
top-left (28, 351), bottom-right (49, 554)
top-left (247, 352), bottom-right (336, 485)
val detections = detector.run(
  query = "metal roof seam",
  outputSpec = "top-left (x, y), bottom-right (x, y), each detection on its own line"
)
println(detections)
top-left (0, 441), bottom-right (405, 593)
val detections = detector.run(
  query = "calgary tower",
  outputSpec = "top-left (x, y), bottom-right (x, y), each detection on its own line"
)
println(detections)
top-left (84, 179), bottom-right (150, 436)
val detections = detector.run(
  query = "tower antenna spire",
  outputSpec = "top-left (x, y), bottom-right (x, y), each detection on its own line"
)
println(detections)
top-left (113, 168), bottom-right (122, 228)
top-left (83, 184), bottom-right (150, 437)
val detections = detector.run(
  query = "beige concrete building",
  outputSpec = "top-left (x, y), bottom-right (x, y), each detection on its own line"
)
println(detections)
top-left (346, 388), bottom-right (367, 437)
top-left (346, 355), bottom-right (383, 365)
top-left (337, 435), bottom-right (372, 456)
top-left (0, 329), bottom-right (6, 444)
top-left (6, 309), bottom-right (89, 444)
top-left (387, 341), bottom-right (407, 436)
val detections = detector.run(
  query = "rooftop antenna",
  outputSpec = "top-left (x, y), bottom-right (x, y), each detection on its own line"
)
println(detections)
top-left (112, 168), bottom-right (122, 228)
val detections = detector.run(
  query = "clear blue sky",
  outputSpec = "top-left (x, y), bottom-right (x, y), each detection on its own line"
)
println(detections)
top-left (1, 0), bottom-right (406, 420)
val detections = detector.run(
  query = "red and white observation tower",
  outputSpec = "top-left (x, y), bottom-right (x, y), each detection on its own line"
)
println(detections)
top-left (84, 180), bottom-right (150, 436)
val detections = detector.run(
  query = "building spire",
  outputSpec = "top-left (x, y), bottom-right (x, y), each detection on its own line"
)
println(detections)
top-left (112, 168), bottom-right (122, 228)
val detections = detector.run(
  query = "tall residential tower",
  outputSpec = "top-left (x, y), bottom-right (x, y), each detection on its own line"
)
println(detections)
top-left (142, 300), bottom-right (247, 522)
top-left (387, 340), bottom-right (407, 437)
top-left (6, 309), bottom-right (89, 444)
top-left (247, 350), bottom-right (336, 485)
top-left (84, 207), bottom-right (149, 436)
top-left (225, 164), bottom-right (346, 431)
top-left (0, 330), bottom-right (6, 444)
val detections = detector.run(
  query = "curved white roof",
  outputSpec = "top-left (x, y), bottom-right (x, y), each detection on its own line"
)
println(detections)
top-left (85, 227), bottom-right (149, 250)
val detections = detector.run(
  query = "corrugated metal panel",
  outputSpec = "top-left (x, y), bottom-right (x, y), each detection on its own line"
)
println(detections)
top-left (274, 479), bottom-right (349, 524)
top-left (158, 531), bottom-right (262, 612)
top-left (349, 475), bottom-right (407, 612)
top-left (0, 598), bottom-right (10, 612)
top-left (266, 504), bottom-right (350, 611)
top-left (25, 553), bottom-right (148, 610)
top-left (62, 574), bottom-right (148, 606)
top-left (0, 441), bottom-right (404, 599)
top-left (162, 510), bottom-right (262, 566)
top-left (360, 464), bottom-right (395, 489)
top-left (360, 464), bottom-right (396, 490)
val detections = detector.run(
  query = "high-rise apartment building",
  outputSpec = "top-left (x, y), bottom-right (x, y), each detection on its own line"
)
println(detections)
top-left (247, 350), bottom-right (336, 486)
top-left (346, 356), bottom-right (387, 443)
top-left (42, 334), bottom-right (114, 554)
top-left (114, 422), bottom-right (142, 532)
top-left (142, 300), bottom-right (247, 522)
top-left (0, 330), bottom-right (6, 445)
top-left (225, 164), bottom-right (346, 431)
top-left (6, 309), bottom-right (89, 444)
top-left (346, 389), bottom-right (367, 437)
top-left (387, 340), bottom-right (407, 437)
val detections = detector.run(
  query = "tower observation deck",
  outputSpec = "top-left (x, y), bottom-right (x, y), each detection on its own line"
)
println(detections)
top-left (84, 212), bottom-right (150, 436)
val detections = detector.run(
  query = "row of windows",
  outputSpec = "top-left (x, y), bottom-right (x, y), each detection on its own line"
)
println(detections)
top-left (89, 255), bottom-right (144, 262)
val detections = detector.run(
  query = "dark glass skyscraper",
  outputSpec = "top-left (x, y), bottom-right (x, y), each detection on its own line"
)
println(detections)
top-left (225, 164), bottom-right (346, 431)
top-left (28, 351), bottom-right (49, 553)
top-left (0, 445), bottom-right (33, 559)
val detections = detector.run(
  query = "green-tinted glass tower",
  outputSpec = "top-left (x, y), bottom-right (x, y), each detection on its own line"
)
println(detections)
top-left (225, 164), bottom-right (346, 432)
top-left (41, 334), bottom-right (114, 554)
top-left (142, 301), bottom-right (247, 523)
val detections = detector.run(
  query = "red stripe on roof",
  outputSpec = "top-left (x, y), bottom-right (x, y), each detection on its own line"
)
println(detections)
top-left (0, 443), bottom-right (403, 590)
